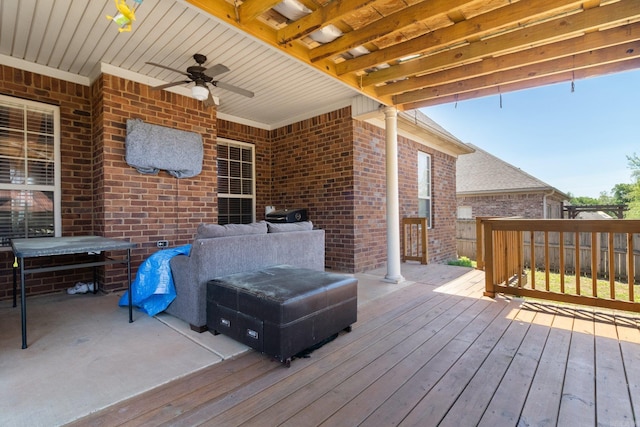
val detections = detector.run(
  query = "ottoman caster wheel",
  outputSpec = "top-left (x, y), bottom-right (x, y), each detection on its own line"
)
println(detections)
top-left (344, 325), bottom-right (352, 333)
top-left (284, 358), bottom-right (291, 368)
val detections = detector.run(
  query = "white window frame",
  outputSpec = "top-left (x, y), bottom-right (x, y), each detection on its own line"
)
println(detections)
top-left (0, 94), bottom-right (61, 249)
top-left (458, 206), bottom-right (473, 219)
top-left (216, 138), bottom-right (256, 224)
top-left (418, 151), bottom-right (432, 228)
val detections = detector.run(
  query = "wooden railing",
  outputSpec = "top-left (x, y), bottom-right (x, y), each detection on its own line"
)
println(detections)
top-left (402, 217), bottom-right (428, 264)
top-left (480, 218), bottom-right (640, 313)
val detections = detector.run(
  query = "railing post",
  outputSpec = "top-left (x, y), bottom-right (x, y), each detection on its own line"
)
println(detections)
top-left (483, 220), bottom-right (495, 298)
top-left (476, 217), bottom-right (484, 270)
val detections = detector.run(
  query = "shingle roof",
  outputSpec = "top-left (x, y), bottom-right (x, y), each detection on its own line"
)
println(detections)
top-left (456, 143), bottom-right (568, 198)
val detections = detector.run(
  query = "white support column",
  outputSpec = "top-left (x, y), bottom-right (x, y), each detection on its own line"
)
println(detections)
top-left (384, 106), bottom-right (404, 283)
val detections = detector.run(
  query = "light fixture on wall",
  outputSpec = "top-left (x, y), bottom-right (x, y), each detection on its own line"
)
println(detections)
top-left (191, 83), bottom-right (209, 101)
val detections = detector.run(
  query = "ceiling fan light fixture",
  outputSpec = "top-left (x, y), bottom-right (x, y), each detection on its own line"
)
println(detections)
top-left (191, 84), bottom-right (209, 101)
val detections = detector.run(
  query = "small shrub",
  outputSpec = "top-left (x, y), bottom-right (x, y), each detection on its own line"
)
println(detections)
top-left (447, 256), bottom-right (475, 268)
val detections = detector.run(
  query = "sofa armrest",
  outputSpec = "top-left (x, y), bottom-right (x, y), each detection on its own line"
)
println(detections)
top-left (167, 254), bottom-right (202, 327)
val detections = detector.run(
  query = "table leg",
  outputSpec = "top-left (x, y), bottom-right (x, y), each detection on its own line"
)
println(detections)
top-left (92, 256), bottom-right (98, 294)
top-left (20, 259), bottom-right (27, 349)
top-left (12, 258), bottom-right (17, 308)
top-left (127, 248), bottom-right (133, 323)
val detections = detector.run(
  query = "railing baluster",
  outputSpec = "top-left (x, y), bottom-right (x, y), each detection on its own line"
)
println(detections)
top-left (530, 230), bottom-right (535, 289)
top-left (609, 232), bottom-right (615, 299)
top-left (560, 231), bottom-right (565, 294)
top-left (592, 232), bottom-right (598, 297)
top-left (545, 230), bottom-right (550, 291)
top-left (576, 231), bottom-right (581, 296)
top-left (517, 230), bottom-right (524, 288)
top-left (629, 233), bottom-right (635, 302)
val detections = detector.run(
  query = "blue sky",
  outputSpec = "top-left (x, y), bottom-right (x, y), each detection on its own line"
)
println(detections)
top-left (421, 69), bottom-right (640, 199)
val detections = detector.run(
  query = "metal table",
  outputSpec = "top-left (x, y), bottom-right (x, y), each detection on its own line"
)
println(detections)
top-left (11, 236), bottom-right (137, 349)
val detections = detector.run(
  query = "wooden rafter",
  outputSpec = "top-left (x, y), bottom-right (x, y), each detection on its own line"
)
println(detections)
top-left (187, 0), bottom-right (640, 110)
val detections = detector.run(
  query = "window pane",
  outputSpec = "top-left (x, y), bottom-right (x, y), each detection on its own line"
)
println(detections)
top-left (217, 141), bottom-right (255, 224)
top-left (217, 158), bottom-right (228, 176)
top-left (0, 96), bottom-right (59, 244)
top-left (418, 199), bottom-right (431, 227)
top-left (26, 109), bottom-right (53, 134)
top-left (27, 160), bottom-right (54, 185)
top-left (229, 178), bottom-right (242, 194)
top-left (229, 161), bottom-right (241, 178)
top-left (0, 190), bottom-right (54, 246)
top-left (418, 153), bottom-right (431, 199)
top-left (229, 146), bottom-right (241, 161)
top-left (218, 177), bottom-right (229, 194)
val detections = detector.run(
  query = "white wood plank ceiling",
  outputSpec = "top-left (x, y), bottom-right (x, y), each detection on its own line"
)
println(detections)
top-left (0, 0), bottom-right (359, 129)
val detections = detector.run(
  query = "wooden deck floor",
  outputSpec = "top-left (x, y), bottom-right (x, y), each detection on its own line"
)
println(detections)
top-left (69, 268), bottom-right (640, 427)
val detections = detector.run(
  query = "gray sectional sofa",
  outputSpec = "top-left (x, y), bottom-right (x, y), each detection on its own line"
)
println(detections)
top-left (167, 221), bottom-right (325, 331)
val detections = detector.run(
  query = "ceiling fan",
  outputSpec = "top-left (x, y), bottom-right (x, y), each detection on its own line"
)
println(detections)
top-left (146, 54), bottom-right (254, 106)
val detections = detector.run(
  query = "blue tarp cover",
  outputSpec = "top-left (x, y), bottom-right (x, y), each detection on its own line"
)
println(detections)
top-left (119, 244), bottom-right (191, 316)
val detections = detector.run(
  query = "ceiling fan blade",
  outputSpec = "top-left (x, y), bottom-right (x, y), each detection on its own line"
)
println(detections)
top-left (203, 64), bottom-right (230, 79)
top-left (146, 62), bottom-right (189, 76)
top-left (204, 90), bottom-right (218, 108)
top-left (213, 81), bottom-right (254, 98)
top-left (152, 80), bottom-right (191, 90)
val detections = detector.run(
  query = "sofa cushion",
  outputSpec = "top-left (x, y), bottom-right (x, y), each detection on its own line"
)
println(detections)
top-left (267, 221), bottom-right (313, 233)
top-left (197, 221), bottom-right (268, 238)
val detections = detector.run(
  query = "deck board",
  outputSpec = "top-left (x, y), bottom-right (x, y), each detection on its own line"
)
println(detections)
top-left (68, 268), bottom-right (640, 427)
top-left (594, 320), bottom-right (636, 426)
top-left (557, 316), bottom-right (596, 427)
top-left (519, 313), bottom-right (573, 426)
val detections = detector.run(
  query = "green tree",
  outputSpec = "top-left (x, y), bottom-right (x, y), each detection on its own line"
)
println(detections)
top-left (611, 183), bottom-right (634, 205)
top-left (625, 153), bottom-right (640, 219)
top-left (569, 195), bottom-right (599, 206)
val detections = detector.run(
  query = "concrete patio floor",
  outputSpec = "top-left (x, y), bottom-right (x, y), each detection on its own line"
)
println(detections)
top-left (0, 263), bottom-right (458, 427)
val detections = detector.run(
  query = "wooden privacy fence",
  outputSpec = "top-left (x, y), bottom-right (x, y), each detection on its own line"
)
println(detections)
top-left (402, 217), bottom-right (428, 264)
top-left (456, 219), bottom-right (477, 261)
top-left (480, 218), bottom-right (640, 313)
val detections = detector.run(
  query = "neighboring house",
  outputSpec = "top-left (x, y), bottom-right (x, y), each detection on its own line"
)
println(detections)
top-left (456, 144), bottom-right (569, 219)
top-left (0, 68), bottom-right (471, 299)
top-left (575, 211), bottom-right (613, 219)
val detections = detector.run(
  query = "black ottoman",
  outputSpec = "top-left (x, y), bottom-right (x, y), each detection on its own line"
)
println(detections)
top-left (207, 265), bottom-right (357, 366)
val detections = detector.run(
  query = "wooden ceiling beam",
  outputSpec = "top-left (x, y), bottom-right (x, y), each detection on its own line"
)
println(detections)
top-left (378, 22), bottom-right (640, 97)
top-left (394, 40), bottom-right (640, 104)
top-left (185, 0), bottom-right (383, 102)
top-left (360, 0), bottom-right (640, 87)
top-left (276, 0), bottom-right (379, 44)
top-left (401, 58), bottom-right (640, 109)
top-left (239, 0), bottom-right (284, 23)
top-left (308, 0), bottom-right (472, 63)
top-left (335, 0), bottom-right (585, 74)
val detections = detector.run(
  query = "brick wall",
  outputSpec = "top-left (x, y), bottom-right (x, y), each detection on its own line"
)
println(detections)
top-left (352, 120), bottom-right (387, 271)
top-left (97, 74), bottom-right (219, 291)
top-left (397, 133), bottom-right (459, 264)
top-left (457, 192), bottom-right (565, 219)
top-left (271, 108), bottom-right (356, 271)
top-left (0, 65), bottom-right (461, 298)
top-left (0, 66), bottom-right (94, 298)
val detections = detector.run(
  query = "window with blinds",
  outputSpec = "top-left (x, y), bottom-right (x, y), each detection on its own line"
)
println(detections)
top-left (418, 151), bottom-right (432, 228)
top-left (217, 140), bottom-right (255, 225)
top-left (0, 95), bottom-right (60, 247)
